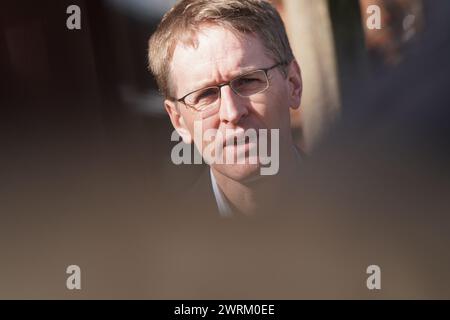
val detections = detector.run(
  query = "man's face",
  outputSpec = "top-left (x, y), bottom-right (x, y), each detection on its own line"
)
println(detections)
top-left (165, 26), bottom-right (301, 182)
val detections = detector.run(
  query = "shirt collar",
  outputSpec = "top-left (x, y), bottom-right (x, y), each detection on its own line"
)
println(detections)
top-left (210, 168), bottom-right (233, 217)
top-left (209, 145), bottom-right (302, 217)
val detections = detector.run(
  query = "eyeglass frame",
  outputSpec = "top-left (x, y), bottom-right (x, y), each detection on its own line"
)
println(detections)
top-left (173, 61), bottom-right (288, 111)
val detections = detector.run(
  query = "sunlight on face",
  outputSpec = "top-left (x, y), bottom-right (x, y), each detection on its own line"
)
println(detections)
top-left (169, 26), bottom-right (293, 182)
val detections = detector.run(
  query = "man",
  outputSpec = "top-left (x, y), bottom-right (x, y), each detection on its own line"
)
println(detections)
top-left (140, 0), bottom-right (450, 299)
top-left (148, 0), bottom-right (303, 216)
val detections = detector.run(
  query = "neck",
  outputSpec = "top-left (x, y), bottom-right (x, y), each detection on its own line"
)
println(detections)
top-left (212, 144), bottom-right (301, 216)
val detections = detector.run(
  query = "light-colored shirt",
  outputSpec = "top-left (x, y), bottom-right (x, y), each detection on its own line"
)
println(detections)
top-left (210, 145), bottom-right (303, 217)
top-left (210, 168), bottom-right (234, 217)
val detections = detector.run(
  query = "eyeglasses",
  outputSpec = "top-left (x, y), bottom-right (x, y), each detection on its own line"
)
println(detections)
top-left (175, 62), bottom-right (285, 112)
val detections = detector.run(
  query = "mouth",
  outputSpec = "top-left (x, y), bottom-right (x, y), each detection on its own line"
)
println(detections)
top-left (222, 130), bottom-right (260, 148)
top-left (219, 130), bottom-right (261, 163)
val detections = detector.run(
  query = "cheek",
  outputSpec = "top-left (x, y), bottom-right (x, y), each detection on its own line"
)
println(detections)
top-left (182, 110), bottom-right (205, 133)
top-left (268, 84), bottom-right (291, 124)
top-left (250, 94), bottom-right (287, 130)
top-left (182, 114), bottom-right (196, 135)
top-left (204, 119), bottom-right (222, 152)
top-left (200, 113), bottom-right (220, 132)
top-left (187, 113), bottom-right (221, 147)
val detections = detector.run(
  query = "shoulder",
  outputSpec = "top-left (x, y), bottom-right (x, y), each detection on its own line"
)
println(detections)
top-left (169, 167), bottom-right (220, 220)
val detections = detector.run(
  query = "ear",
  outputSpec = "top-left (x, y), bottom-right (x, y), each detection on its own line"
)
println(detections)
top-left (287, 59), bottom-right (302, 110)
top-left (165, 99), bottom-right (193, 144)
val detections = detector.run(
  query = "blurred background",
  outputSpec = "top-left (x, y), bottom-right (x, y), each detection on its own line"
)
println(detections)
top-left (1, 0), bottom-right (449, 299)
top-left (1, 0), bottom-right (426, 154)
top-left (0, 0), bottom-right (429, 192)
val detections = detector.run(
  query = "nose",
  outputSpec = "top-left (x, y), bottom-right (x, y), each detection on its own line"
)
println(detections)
top-left (219, 85), bottom-right (249, 124)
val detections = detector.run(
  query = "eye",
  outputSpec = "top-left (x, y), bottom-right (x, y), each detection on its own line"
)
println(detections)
top-left (197, 88), bottom-right (217, 100)
top-left (235, 77), bottom-right (261, 87)
top-left (232, 71), bottom-right (268, 96)
top-left (189, 87), bottom-right (219, 107)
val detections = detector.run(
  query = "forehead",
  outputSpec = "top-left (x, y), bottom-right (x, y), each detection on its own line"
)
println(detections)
top-left (170, 26), bottom-right (272, 94)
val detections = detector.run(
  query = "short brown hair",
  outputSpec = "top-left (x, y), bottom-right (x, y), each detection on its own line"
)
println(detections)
top-left (148, 0), bottom-right (294, 98)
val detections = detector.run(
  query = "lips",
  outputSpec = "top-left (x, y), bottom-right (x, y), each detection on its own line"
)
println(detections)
top-left (221, 129), bottom-right (260, 148)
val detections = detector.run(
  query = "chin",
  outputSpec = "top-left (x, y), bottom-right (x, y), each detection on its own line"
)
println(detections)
top-left (212, 163), bottom-right (263, 183)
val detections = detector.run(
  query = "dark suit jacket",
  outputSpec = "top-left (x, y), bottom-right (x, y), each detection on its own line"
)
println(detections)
top-left (182, 167), bottom-right (221, 218)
